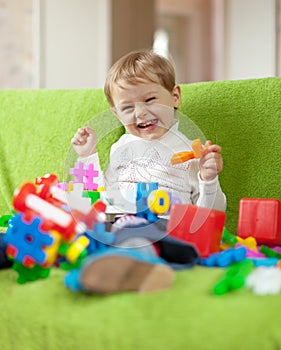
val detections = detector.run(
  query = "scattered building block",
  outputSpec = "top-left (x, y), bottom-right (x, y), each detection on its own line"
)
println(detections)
top-left (237, 198), bottom-right (281, 245)
top-left (167, 204), bottom-right (226, 257)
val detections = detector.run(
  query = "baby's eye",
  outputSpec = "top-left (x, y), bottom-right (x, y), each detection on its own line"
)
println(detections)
top-left (120, 104), bottom-right (134, 113)
top-left (145, 97), bottom-right (156, 104)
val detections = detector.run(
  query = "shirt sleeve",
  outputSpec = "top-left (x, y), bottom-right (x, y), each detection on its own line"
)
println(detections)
top-left (187, 159), bottom-right (226, 211)
top-left (196, 174), bottom-right (227, 212)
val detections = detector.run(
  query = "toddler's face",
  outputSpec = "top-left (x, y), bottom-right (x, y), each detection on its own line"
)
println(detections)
top-left (111, 81), bottom-right (181, 140)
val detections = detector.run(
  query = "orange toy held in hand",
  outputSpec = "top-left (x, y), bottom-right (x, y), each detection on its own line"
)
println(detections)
top-left (170, 139), bottom-right (205, 165)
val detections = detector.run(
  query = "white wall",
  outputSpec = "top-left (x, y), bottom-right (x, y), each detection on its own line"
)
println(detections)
top-left (155, 0), bottom-right (277, 82)
top-left (224, 0), bottom-right (276, 80)
top-left (37, 0), bottom-right (110, 89)
top-left (155, 0), bottom-right (213, 83)
top-left (35, 0), bottom-right (277, 88)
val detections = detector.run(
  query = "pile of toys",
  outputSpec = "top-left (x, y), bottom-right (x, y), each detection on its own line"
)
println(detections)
top-left (3, 169), bottom-right (108, 284)
top-left (0, 160), bottom-right (281, 296)
top-left (1, 162), bottom-right (196, 291)
top-left (206, 198), bottom-right (281, 296)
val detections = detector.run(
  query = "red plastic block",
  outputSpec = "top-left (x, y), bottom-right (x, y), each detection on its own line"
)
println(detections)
top-left (237, 198), bottom-right (281, 246)
top-left (167, 204), bottom-right (226, 257)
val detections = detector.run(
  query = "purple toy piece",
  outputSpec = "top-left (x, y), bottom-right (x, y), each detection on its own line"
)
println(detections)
top-left (70, 162), bottom-right (85, 183)
top-left (69, 162), bottom-right (99, 190)
top-left (84, 163), bottom-right (99, 191)
top-left (235, 243), bottom-right (266, 258)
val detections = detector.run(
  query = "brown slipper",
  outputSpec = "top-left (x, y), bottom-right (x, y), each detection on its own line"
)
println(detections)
top-left (80, 255), bottom-right (175, 294)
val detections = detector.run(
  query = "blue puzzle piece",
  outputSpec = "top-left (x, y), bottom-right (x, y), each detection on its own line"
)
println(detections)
top-left (136, 182), bottom-right (158, 222)
top-left (200, 246), bottom-right (247, 267)
top-left (4, 214), bottom-right (54, 266)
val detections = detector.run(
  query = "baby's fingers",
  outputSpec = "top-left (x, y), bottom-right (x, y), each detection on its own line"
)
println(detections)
top-left (71, 135), bottom-right (83, 145)
top-left (204, 142), bottom-right (222, 155)
top-left (71, 128), bottom-right (86, 144)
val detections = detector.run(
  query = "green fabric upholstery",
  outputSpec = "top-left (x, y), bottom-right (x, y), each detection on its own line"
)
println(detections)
top-left (0, 78), bottom-right (281, 350)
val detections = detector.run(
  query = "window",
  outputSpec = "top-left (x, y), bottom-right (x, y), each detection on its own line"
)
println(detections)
top-left (153, 29), bottom-right (170, 58)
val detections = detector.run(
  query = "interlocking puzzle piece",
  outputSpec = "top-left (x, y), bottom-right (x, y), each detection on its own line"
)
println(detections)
top-left (170, 151), bottom-right (195, 165)
top-left (167, 204), bottom-right (226, 257)
top-left (69, 162), bottom-right (99, 190)
top-left (84, 163), bottom-right (99, 191)
top-left (170, 139), bottom-right (204, 165)
top-left (235, 244), bottom-right (265, 258)
top-left (147, 189), bottom-right (170, 215)
top-left (212, 259), bottom-right (255, 295)
top-left (221, 227), bottom-right (258, 251)
top-left (192, 138), bottom-right (204, 158)
top-left (64, 269), bottom-right (83, 291)
top-left (43, 230), bottom-right (62, 267)
top-left (65, 235), bottom-right (90, 263)
top-left (0, 214), bottom-right (12, 228)
top-left (259, 245), bottom-right (281, 259)
top-left (237, 198), bottom-right (281, 245)
top-left (250, 258), bottom-right (279, 267)
top-left (221, 227), bottom-right (238, 247)
top-left (169, 193), bottom-right (182, 206)
top-left (4, 214), bottom-right (54, 268)
top-left (59, 251), bottom-right (88, 271)
top-left (13, 182), bottom-right (80, 241)
top-left (70, 162), bottom-right (85, 183)
top-left (57, 182), bottom-right (71, 191)
top-left (83, 190), bottom-right (100, 204)
top-left (12, 261), bottom-right (50, 284)
top-left (136, 182), bottom-right (158, 222)
top-left (36, 173), bottom-right (63, 203)
top-left (85, 231), bottom-right (109, 255)
top-left (200, 246), bottom-right (247, 268)
top-left (85, 222), bottom-right (115, 248)
top-left (236, 235), bottom-right (257, 251)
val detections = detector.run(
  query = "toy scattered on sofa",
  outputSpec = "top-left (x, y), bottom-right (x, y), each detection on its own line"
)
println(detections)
top-left (1, 167), bottom-right (281, 297)
top-left (2, 172), bottom-right (201, 292)
top-left (4, 174), bottom-right (107, 283)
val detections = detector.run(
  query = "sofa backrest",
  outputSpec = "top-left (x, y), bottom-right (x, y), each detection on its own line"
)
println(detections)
top-left (0, 77), bottom-right (280, 232)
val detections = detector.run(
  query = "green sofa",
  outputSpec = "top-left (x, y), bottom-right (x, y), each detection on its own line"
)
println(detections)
top-left (0, 78), bottom-right (280, 350)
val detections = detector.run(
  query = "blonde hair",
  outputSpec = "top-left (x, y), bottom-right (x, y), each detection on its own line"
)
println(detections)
top-left (104, 50), bottom-right (176, 107)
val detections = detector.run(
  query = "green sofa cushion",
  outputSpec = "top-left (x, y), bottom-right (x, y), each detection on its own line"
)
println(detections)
top-left (1, 78), bottom-right (280, 232)
top-left (0, 77), bottom-right (280, 350)
top-left (1, 266), bottom-right (281, 350)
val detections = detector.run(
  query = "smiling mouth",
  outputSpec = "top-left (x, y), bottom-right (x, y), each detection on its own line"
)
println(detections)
top-left (137, 119), bottom-right (158, 129)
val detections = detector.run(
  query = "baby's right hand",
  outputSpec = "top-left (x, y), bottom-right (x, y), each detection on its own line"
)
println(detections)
top-left (71, 126), bottom-right (97, 157)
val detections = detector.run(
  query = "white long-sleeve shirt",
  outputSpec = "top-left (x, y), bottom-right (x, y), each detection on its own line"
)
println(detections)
top-left (79, 121), bottom-right (226, 213)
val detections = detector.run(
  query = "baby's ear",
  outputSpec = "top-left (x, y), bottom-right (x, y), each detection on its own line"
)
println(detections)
top-left (173, 85), bottom-right (182, 108)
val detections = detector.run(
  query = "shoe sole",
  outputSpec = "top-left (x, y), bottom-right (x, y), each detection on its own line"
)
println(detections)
top-left (80, 255), bottom-right (175, 294)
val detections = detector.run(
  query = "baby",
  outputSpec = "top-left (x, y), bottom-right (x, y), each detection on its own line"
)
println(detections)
top-left (71, 50), bottom-right (226, 213)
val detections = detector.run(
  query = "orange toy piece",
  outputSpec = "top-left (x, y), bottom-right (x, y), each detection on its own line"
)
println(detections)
top-left (170, 138), bottom-right (204, 165)
top-left (170, 151), bottom-right (195, 165)
top-left (192, 138), bottom-right (204, 158)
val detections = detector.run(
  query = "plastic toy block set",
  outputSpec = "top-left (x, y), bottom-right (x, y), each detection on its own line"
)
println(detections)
top-left (1, 158), bottom-right (281, 296)
top-left (3, 170), bottom-right (108, 284)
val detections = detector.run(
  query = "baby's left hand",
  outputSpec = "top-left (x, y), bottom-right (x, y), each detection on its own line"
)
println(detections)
top-left (199, 141), bottom-right (223, 181)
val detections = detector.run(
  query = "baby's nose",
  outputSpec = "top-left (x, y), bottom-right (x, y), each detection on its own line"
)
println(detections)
top-left (135, 102), bottom-right (147, 118)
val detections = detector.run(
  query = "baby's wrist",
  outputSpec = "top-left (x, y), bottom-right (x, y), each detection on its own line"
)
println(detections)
top-left (78, 149), bottom-right (97, 158)
top-left (199, 171), bottom-right (217, 182)
top-left (78, 153), bottom-right (99, 164)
